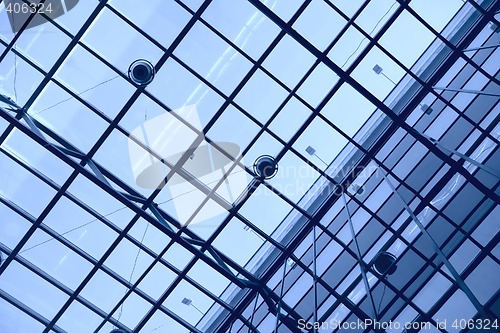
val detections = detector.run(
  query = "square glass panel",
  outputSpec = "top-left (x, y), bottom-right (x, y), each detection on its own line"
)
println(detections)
top-left (262, 34), bottom-right (316, 89)
top-left (82, 7), bottom-right (163, 71)
top-left (109, 0), bottom-right (191, 49)
top-left (175, 21), bottom-right (253, 96)
top-left (293, 0), bottom-right (347, 51)
top-left (0, 260), bottom-right (69, 320)
top-left (0, 150), bottom-right (56, 217)
top-left (234, 69), bottom-right (288, 125)
top-left (202, 0), bottom-right (280, 60)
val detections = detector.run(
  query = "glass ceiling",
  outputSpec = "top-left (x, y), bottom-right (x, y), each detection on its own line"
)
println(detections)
top-left (0, 0), bottom-right (499, 332)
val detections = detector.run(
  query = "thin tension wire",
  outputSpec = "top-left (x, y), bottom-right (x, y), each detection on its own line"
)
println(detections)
top-left (18, 170), bottom-right (245, 254)
top-left (32, 75), bottom-right (120, 115)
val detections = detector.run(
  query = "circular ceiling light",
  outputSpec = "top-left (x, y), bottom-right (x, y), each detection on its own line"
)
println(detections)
top-left (128, 59), bottom-right (155, 86)
top-left (253, 155), bottom-right (278, 180)
top-left (371, 251), bottom-right (397, 276)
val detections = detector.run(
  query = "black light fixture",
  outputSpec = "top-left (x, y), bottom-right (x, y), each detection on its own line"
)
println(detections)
top-left (109, 329), bottom-right (126, 333)
top-left (371, 251), bottom-right (397, 276)
top-left (128, 59), bottom-right (155, 86)
top-left (253, 155), bottom-right (278, 179)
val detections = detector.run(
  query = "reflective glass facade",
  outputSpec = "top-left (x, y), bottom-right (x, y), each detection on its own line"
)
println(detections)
top-left (0, 1), bottom-right (499, 332)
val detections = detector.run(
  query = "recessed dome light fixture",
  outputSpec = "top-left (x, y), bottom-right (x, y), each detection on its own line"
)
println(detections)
top-left (128, 59), bottom-right (155, 86)
top-left (371, 251), bottom-right (397, 276)
top-left (253, 155), bottom-right (278, 180)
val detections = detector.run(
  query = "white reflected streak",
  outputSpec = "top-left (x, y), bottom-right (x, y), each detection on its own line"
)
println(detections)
top-left (184, 0), bottom-right (272, 108)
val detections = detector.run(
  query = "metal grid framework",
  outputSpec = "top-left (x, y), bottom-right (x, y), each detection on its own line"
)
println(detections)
top-left (0, 0), bottom-right (498, 333)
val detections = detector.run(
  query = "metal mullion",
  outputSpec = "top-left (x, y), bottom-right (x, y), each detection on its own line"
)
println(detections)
top-left (335, 145), bottom-right (485, 268)
top-left (323, 174), bottom-right (496, 308)
top-left (132, 249), bottom-right (206, 332)
top-left (380, 136), bottom-right (493, 236)
top-left (384, 172), bottom-right (494, 270)
top-left (224, 201), bottom-right (380, 330)
top-left (93, 240), bottom-right (199, 333)
top-left (0, 194), bottom-right (125, 286)
top-left (0, 147), bottom-right (63, 191)
top-left (104, 3), bottom-right (169, 52)
top-left (162, 0), bottom-right (346, 261)
top-left (157, 277), bottom-right (260, 333)
top-left (97, 238), bottom-right (241, 333)
top-left (424, 182), bottom-right (500, 260)
top-left (42, 204), bottom-right (156, 332)
top-left (14, 93), bottom-right (261, 286)
top-left (157, 61), bottom-right (349, 229)
top-left (102, 254), bottom-right (206, 333)
top-left (0, 0), bottom-right (48, 62)
top-left (77, 15), bottom-right (286, 235)
top-left (210, 206), bottom-right (385, 326)
top-left (425, 199), bottom-right (500, 278)
top-left (282, 229), bottom-right (366, 306)
top-left (423, 233), bottom-right (500, 321)
top-left (364, 275), bottom-right (445, 333)
top-left (403, 1), bottom-right (500, 87)
top-left (323, 0), bottom-right (500, 149)
top-left (0, 289), bottom-right (67, 333)
top-left (196, 0), bottom-right (313, 145)
top-left (95, 125), bottom-right (238, 223)
top-left (340, 197), bottom-right (455, 281)
top-left (421, 166), bottom-right (500, 241)
top-left (352, 223), bottom-right (483, 327)
top-left (0, 122), bottom-right (185, 255)
top-left (0, 107), bottom-right (253, 292)
top-left (286, 239), bottom-right (376, 322)
top-left (381, 169), bottom-right (490, 318)
top-left (0, 244), bottom-right (132, 332)
top-left (0, 37), bottom-right (119, 129)
top-left (382, 127), bottom-right (500, 248)
top-left (22, 0), bottom-right (109, 111)
top-left (322, 0), bottom-right (372, 27)
top-left (43, 132), bottom-right (248, 330)
top-left (368, 164), bottom-right (484, 261)
top-left (367, 31), bottom-right (500, 147)
top-left (465, 0), bottom-right (500, 26)
top-left (78, 137), bottom-right (258, 284)
top-left (1, 168), bottom-right (81, 333)
top-left (5, 159), bottom-right (183, 278)
top-left (0, 170), bottom-right (78, 278)
top-left (448, 196), bottom-right (500, 263)
top-left (3, 113), bottom-right (252, 332)
top-left (109, 19), bottom-right (354, 253)
top-left (246, 0), bottom-right (500, 205)
top-left (94, 232), bottom-right (215, 332)
top-left (338, 1), bottom-right (406, 79)
top-left (17, 0), bottom-right (75, 39)
top-left (51, 191), bottom-right (253, 330)
top-left (0, 0), bottom-right (492, 330)
top-left (346, 215), bottom-right (476, 329)
top-left (154, 304), bottom-right (205, 333)
top-left (68, 2), bottom-right (273, 330)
